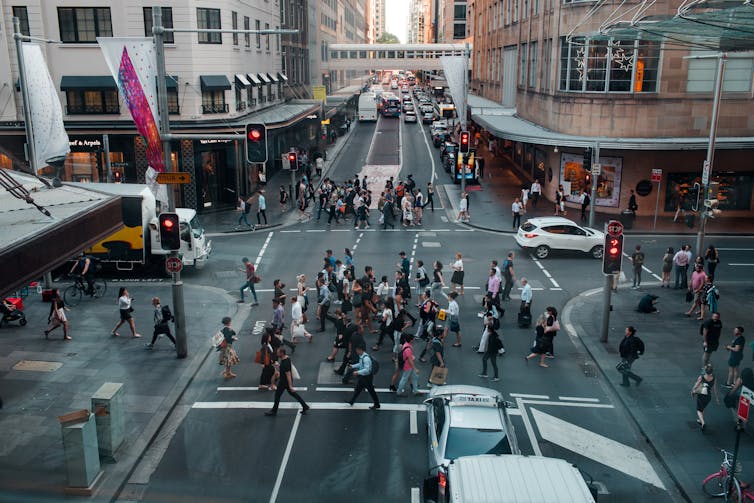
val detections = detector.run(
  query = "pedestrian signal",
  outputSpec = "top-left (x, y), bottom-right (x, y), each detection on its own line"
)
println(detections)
top-left (246, 123), bottom-right (268, 163)
top-left (459, 131), bottom-right (470, 153)
top-left (602, 234), bottom-right (623, 275)
top-left (158, 213), bottom-right (181, 251)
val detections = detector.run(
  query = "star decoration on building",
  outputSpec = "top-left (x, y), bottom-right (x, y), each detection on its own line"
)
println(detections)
top-left (575, 47), bottom-right (586, 82)
top-left (612, 46), bottom-right (634, 71)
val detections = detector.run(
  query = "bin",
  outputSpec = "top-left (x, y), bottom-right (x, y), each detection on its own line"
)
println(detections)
top-left (620, 210), bottom-right (635, 229)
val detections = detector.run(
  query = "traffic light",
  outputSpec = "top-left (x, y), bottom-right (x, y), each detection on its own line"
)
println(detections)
top-left (459, 131), bottom-right (470, 153)
top-left (602, 234), bottom-right (624, 275)
top-left (585, 173), bottom-right (592, 187)
top-left (112, 168), bottom-right (123, 183)
top-left (583, 147), bottom-right (592, 170)
top-left (287, 151), bottom-right (298, 171)
top-left (158, 212), bottom-right (181, 251)
top-left (245, 123), bottom-right (268, 163)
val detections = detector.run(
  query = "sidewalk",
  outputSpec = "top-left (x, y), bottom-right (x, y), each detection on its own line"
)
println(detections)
top-left (441, 144), bottom-right (754, 235)
top-left (200, 122), bottom-right (358, 235)
top-left (0, 283), bottom-right (245, 502)
top-left (562, 280), bottom-right (754, 502)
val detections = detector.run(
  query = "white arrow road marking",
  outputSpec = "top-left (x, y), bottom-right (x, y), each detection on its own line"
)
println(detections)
top-left (531, 408), bottom-right (666, 490)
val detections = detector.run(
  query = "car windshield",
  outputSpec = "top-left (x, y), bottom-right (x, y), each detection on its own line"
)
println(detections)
top-left (444, 427), bottom-right (511, 460)
top-left (190, 215), bottom-right (204, 238)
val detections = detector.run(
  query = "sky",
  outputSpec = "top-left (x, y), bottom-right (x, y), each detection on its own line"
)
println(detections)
top-left (385, 0), bottom-right (408, 43)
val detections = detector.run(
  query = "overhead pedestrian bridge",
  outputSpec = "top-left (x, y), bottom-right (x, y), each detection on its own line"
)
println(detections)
top-left (325, 44), bottom-right (471, 72)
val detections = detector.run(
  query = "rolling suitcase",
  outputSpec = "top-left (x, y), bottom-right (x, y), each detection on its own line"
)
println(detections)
top-left (517, 311), bottom-right (532, 328)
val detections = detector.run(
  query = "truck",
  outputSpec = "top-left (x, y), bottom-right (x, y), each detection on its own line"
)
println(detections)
top-left (358, 92), bottom-right (378, 121)
top-left (79, 183), bottom-right (212, 271)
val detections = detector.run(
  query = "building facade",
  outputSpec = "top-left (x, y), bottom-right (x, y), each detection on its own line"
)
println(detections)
top-left (469, 0), bottom-right (754, 218)
top-left (373, 0), bottom-right (385, 41)
top-left (280, 0), bottom-right (310, 100)
top-left (407, 0), bottom-right (431, 44)
top-left (0, 0), bottom-right (319, 212)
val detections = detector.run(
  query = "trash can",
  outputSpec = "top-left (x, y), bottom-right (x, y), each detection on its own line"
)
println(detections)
top-left (620, 210), bottom-right (635, 229)
top-left (686, 213), bottom-right (696, 228)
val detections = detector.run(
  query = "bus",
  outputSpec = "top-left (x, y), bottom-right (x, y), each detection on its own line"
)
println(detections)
top-left (382, 95), bottom-right (401, 117)
top-left (358, 93), bottom-right (378, 121)
top-left (436, 103), bottom-right (456, 120)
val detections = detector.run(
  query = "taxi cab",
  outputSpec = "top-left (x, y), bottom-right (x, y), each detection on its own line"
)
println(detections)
top-left (425, 385), bottom-right (519, 475)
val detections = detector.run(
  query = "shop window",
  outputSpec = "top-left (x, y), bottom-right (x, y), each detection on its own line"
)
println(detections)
top-left (687, 50), bottom-right (753, 93)
top-left (143, 7), bottom-right (174, 43)
top-left (244, 17), bottom-right (250, 47)
top-left (0, 153), bottom-right (13, 169)
top-left (666, 172), bottom-right (753, 211)
top-left (202, 90), bottom-right (228, 114)
top-left (197, 8), bottom-right (221, 44)
top-left (232, 11), bottom-right (238, 46)
top-left (167, 89), bottom-right (179, 114)
top-left (58, 7), bottom-right (112, 43)
top-left (13, 7), bottom-right (30, 37)
top-left (66, 89), bottom-right (119, 114)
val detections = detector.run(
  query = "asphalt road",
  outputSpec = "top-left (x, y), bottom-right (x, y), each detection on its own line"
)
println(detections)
top-left (113, 94), bottom-right (754, 503)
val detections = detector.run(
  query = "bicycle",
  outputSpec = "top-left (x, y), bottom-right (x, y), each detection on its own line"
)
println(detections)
top-left (63, 275), bottom-right (107, 307)
top-left (702, 449), bottom-right (754, 501)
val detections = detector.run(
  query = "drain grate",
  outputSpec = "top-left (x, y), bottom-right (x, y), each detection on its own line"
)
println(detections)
top-left (13, 360), bottom-right (63, 372)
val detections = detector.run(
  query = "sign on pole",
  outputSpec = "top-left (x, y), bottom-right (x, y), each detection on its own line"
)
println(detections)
top-left (156, 172), bottom-right (191, 184)
top-left (591, 163), bottom-right (601, 176)
top-left (312, 85), bottom-right (326, 103)
top-left (165, 256), bottom-right (183, 274)
top-left (651, 169), bottom-right (662, 183)
top-left (702, 160), bottom-right (711, 186)
top-left (739, 386), bottom-right (754, 422)
top-left (606, 220), bottom-right (624, 237)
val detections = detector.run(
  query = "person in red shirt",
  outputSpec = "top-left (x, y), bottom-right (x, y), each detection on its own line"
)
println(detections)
top-left (238, 257), bottom-right (259, 305)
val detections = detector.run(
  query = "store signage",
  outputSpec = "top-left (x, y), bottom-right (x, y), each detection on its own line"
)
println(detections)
top-left (651, 169), bottom-right (662, 182)
top-left (199, 139), bottom-right (233, 145)
top-left (69, 138), bottom-right (102, 148)
top-left (156, 172), bottom-right (191, 184)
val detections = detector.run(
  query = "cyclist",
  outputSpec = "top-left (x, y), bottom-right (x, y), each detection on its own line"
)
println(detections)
top-left (69, 253), bottom-right (96, 295)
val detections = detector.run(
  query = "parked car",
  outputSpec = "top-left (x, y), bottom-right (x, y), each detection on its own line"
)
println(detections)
top-left (404, 110), bottom-right (417, 123)
top-left (425, 385), bottom-right (520, 477)
top-left (514, 216), bottom-right (605, 259)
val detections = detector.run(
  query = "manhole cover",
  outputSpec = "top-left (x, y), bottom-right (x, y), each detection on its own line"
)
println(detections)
top-left (13, 360), bottom-right (63, 372)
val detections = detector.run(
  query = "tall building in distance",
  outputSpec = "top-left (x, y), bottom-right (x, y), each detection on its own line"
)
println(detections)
top-left (407, 0), bottom-right (431, 44)
top-left (373, 0), bottom-right (386, 41)
top-left (430, 0), bottom-right (469, 43)
top-left (280, 0), bottom-right (310, 100)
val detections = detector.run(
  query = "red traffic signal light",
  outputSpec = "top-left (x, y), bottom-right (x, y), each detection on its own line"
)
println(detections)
top-left (245, 123), bottom-right (268, 163)
top-left (248, 128), bottom-right (262, 141)
top-left (287, 152), bottom-right (298, 170)
top-left (585, 173), bottom-right (591, 186)
top-left (113, 169), bottom-right (123, 183)
top-left (602, 233), bottom-right (623, 274)
top-left (459, 131), bottom-right (470, 153)
top-left (158, 212), bottom-right (181, 251)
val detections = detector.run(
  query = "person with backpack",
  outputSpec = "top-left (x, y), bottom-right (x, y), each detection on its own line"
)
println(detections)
top-left (146, 297), bottom-right (176, 349)
top-left (396, 334), bottom-right (420, 396)
top-left (479, 329), bottom-right (503, 382)
top-left (618, 326), bottom-right (644, 387)
top-left (236, 196), bottom-right (252, 229)
top-left (345, 345), bottom-right (381, 409)
top-left (631, 245), bottom-right (645, 289)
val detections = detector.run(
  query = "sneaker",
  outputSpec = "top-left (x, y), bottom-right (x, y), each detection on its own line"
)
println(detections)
top-left (492, 377), bottom-right (500, 382)
top-left (145, 343), bottom-right (154, 350)
top-left (237, 300), bottom-right (245, 303)
top-left (478, 374), bottom-right (488, 378)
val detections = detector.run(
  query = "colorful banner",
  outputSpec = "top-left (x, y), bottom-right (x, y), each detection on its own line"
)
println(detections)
top-left (19, 43), bottom-right (70, 171)
top-left (98, 37), bottom-right (164, 172)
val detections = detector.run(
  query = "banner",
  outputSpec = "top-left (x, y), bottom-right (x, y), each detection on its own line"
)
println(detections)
top-left (98, 37), bottom-right (164, 173)
top-left (19, 43), bottom-right (70, 172)
top-left (440, 55), bottom-right (468, 129)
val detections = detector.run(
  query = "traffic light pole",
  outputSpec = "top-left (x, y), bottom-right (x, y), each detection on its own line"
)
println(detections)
top-left (600, 273), bottom-right (613, 343)
top-left (153, 8), bottom-right (186, 358)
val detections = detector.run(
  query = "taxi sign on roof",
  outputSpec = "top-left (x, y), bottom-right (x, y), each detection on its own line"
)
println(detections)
top-left (452, 394), bottom-right (496, 405)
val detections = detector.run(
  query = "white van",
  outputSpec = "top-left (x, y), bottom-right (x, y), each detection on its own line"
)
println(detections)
top-left (423, 454), bottom-right (598, 503)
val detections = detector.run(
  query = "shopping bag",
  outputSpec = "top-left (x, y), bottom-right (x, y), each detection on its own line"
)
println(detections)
top-left (429, 366), bottom-right (448, 385)
top-left (437, 309), bottom-right (447, 321)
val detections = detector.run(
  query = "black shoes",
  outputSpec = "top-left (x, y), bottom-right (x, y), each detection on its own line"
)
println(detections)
top-left (370, 404), bottom-right (381, 410)
top-left (264, 410), bottom-right (277, 416)
top-left (300, 406), bottom-right (310, 415)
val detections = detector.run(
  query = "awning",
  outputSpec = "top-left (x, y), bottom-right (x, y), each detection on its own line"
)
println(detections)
top-left (267, 73), bottom-right (279, 83)
top-left (164, 75), bottom-right (179, 89)
top-left (60, 76), bottom-right (117, 91)
top-left (277, 73), bottom-right (288, 82)
top-left (247, 73), bottom-right (262, 86)
top-left (257, 73), bottom-right (271, 84)
top-left (200, 75), bottom-right (231, 91)
top-left (234, 74), bottom-right (251, 88)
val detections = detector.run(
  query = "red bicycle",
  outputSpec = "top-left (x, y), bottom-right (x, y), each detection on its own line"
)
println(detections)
top-left (703, 449), bottom-right (754, 502)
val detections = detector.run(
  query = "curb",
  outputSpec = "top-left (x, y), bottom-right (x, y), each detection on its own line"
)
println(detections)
top-left (561, 288), bottom-right (691, 503)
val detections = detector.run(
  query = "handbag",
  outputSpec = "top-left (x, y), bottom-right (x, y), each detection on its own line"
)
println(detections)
top-left (291, 363), bottom-right (301, 380)
top-left (254, 349), bottom-right (263, 364)
top-left (352, 292), bottom-right (363, 307)
top-left (616, 360), bottom-right (630, 372)
top-left (252, 275), bottom-right (262, 284)
top-left (211, 331), bottom-right (224, 348)
top-left (430, 366), bottom-right (448, 385)
top-left (437, 309), bottom-right (447, 321)
top-left (686, 290), bottom-right (694, 302)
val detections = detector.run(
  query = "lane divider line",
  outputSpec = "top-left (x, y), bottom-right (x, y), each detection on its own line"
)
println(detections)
top-left (510, 393), bottom-right (549, 399)
top-left (268, 411), bottom-right (301, 503)
top-left (410, 409), bottom-right (418, 434)
top-left (558, 396), bottom-right (601, 403)
top-left (255, 232), bottom-right (274, 269)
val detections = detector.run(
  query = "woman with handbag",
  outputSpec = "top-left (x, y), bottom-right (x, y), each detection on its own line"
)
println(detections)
top-left (430, 260), bottom-right (445, 301)
top-left (111, 287), bottom-right (141, 338)
top-left (525, 316), bottom-right (549, 367)
top-left (444, 292), bottom-right (463, 347)
top-left (219, 316), bottom-right (240, 379)
top-left (450, 253), bottom-right (465, 295)
top-left (296, 274), bottom-right (308, 316)
top-left (44, 288), bottom-right (71, 340)
top-left (258, 329), bottom-right (278, 391)
top-left (290, 296), bottom-right (313, 343)
top-left (480, 329), bottom-right (502, 381)
top-left (691, 364), bottom-right (719, 432)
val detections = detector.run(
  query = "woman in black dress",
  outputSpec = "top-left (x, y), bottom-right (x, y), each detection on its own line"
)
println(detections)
top-left (691, 364), bottom-right (719, 432)
top-left (525, 316), bottom-right (549, 367)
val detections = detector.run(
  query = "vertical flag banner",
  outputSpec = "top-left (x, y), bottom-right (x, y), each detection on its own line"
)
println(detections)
top-left (440, 55), bottom-right (468, 129)
top-left (19, 43), bottom-right (70, 172)
top-left (98, 37), bottom-right (164, 172)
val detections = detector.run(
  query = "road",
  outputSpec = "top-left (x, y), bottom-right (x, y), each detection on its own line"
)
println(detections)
top-left (113, 90), bottom-right (754, 503)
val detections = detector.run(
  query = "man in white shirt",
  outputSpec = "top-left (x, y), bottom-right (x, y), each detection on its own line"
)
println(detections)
top-left (520, 278), bottom-right (533, 316)
top-left (512, 198), bottom-right (523, 229)
top-left (530, 179), bottom-right (541, 208)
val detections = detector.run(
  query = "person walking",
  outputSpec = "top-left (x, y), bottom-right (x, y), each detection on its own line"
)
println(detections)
top-left (725, 326), bottom-right (746, 387)
top-left (525, 316), bottom-right (550, 367)
top-left (345, 345), bottom-right (381, 409)
top-left (236, 197), bottom-right (252, 229)
top-left (316, 277), bottom-right (332, 333)
top-left (265, 347), bottom-right (309, 416)
top-left (111, 287), bottom-right (141, 338)
top-left (501, 252), bottom-right (516, 301)
top-left (290, 296), bottom-right (313, 343)
top-left (258, 329), bottom-right (278, 391)
top-left (511, 198), bottom-right (523, 229)
top-left (486, 267), bottom-right (501, 306)
top-left (521, 186), bottom-right (529, 212)
top-left (580, 189), bottom-right (590, 223)
top-left (530, 179), bottom-right (541, 208)
top-left (673, 246), bottom-right (690, 289)
top-left (705, 245), bottom-right (720, 278)
top-left (631, 245), bottom-right (645, 289)
top-left (427, 329), bottom-right (446, 383)
top-left (445, 292), bottom-right (462, 347)
top-left (456, 192), bottom-right (469, 222)
top-left (396, 334), bottom-right (420, 396)
top-left (145, 297), bottom-right (176, 349)
top-left (430, 260), bottom-right (445, 301)
top-left (520, 277), bottom-right (532, 318)
top-left (218, 316), bottom-right (240, 379)
top-left (691, 364), bottom-right (719, 432)
top-left (257, 190), bottom-right (268, 226)
top-left (479, 329), bottom-right (502, 381)
top-left (661, 247), bottom-right (674, 288)
top-left (701, 312), bottom-right (722, 367)
top-left (618, 326), bottom-right (644, 387)
top-left (685, 264), bottom-right (707, 318)
top-left (279, 185), bottom-right (289, 213)
top-left (425, 183), bottom-right (435, 212)
top-left (238, 257), bottom-right (260, 305)
top-left (44, 288), bottom-right (71, 340)
top-left (702, 275), bottom-right (719, 319)
top-left (543, 306), bottom-right (560, 359)
top-left (450, 253), bottom-right (464, 295)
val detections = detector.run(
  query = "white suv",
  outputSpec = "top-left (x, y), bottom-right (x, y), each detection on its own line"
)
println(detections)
top-left (515, 216), bottom-right (604, 259)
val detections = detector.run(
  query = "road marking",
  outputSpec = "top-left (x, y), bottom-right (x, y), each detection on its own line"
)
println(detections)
top-left (531, 408), bottom-right (666, 490)
top-left (331, 229), bottom-right (351, 232)
top-left (516, 397), bottom-right (542, 456)
top-left (305, 229), bottom-right (326, 232)
top-left (217, 386), bottom-right (310, 392)
top-left (549, 287), bottom-right (563, 291)
top-left (583, 289), bottom-right (600, 297)
top-left (728, 263), bottom-right (754, 266)
top-left (255, 232), bottom-right (274, 269)
top-left (411, 487), bottom-right (420, 503)
top-left (316, 386), bottom-right (428, 394)
top-left (269, 411), bottom-right (301, 503)
top-left (455, 229), bottom-right (474, 232)
top-left (522, 400), bottom-right (614, 409)
top-left (558, 396), bottom-right (601, 403)
top-left (192, 401), bottom-right (424, 411)
top-left (510, 393), bottom-right (549, 399)
top-left (128, 405), bottom-right (192, 485)
top-left (542, 270), bottom-right (552, 278)
top-left (410, 409), bottom-right (418, 434)
top-left (280, 230), bottom-right (300, 233)
top-left (417, 109), bottom-right (439, 183)
top-left (429, 229), bottom-right (451, 232)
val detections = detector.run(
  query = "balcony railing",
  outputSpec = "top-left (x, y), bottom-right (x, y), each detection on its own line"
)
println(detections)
top-left (66, 105), bottom-right (120, 115)
top-left (236, 101), bottom-right (247, 112)
top-left (202, 103), bottom-right (229, 114)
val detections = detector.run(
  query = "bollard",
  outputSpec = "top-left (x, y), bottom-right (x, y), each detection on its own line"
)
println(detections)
top-left (91, 382), bottom-right (125, 462)
top-left (58, 409), bottom-right (102, 495)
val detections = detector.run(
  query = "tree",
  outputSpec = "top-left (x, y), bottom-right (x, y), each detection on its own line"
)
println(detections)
top-left (376, 33), bottom-right (400, 44)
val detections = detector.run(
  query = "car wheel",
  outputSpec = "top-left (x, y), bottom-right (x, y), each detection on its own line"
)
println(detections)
top-left (590, 245), bottom-right (604, 259)
top-left (535, 245), bottom-right (550, 259)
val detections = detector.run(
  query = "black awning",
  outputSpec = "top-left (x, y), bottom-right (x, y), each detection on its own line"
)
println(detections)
top-left (277, 73), bottom-right (288, 82)
top-left (257, 73), bottom-right (271, 84)
top-left (200, 75), bottom-right (231, 91)
top-left (247, 73), bottom-right (262, 86)
top-left (165, 75), bottom-right (179, 89)
top-left (267, 73), bottom-right (279, 83)
top-left (60, 75), bottom-right (117, 91)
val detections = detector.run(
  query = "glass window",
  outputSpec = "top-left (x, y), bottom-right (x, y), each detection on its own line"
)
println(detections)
top-left (202, 90), bottom-right (227, 114)
top-left (167, 89), bottom-right (179, 114)
top-left (265, 22), bottom-right (270, 50)
top-left (453, 22), bottom-right (466, 39)
top-left (687, 50), bottom-right (752, 93)
top-left (197, 8), bottom-right (221, 44)
top-left (529, 41), bottom-right (538, 88)
top-left (255, 20), bottom-right (261, 48)
top-left (519, 43), bottom-right (528, 86)
top-left (244, 17), bottom-right (250, 47)
top-left (12, 6), bottom-right (30, 37)
top-left (143, 7), bottom-right (174, 43)
top-left (58, 7), bottom-right (112, 43)
top-left (444, 427), bottom-right (512, 460)
top-left (585, 40), bottom-right (608, 92)
top-left (232, 11), bottom-right (238, 46)
top-left (454, 4), bottom-right (467, 20)
top-left (65, 89), bottom-right (119, 114)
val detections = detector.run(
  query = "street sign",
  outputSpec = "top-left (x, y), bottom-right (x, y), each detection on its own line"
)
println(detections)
top-left (281, 153), bottom-right (291, 170)
top-left (702, 160), bottom-right (710, 186)
top-left (165, 256), bottom-right (183, 274)
top-left (606, 220), bottom-right (624, 237)
top-left (651, 169), bottom-right (662, 182)
top-left (156, 172), bottom-right (191, 185)
top-left (739, 386), bottom-right (754, 422)
top-left (312, 85), bottom-right (326, 103)
top-left (591, 163), bottom-right (601, 176)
